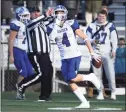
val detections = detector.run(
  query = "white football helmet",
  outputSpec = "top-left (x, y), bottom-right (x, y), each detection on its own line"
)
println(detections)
top-left (15, 6), bottom-right (30, 24)
top-left (54, 5), bottom-right (68, 22)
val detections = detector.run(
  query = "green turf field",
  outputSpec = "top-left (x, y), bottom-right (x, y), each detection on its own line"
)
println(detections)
top-left (1, 92), bottom-right (126, 112)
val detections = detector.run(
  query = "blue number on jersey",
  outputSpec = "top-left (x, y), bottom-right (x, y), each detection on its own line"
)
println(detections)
top-left (62, 33), bottom-right (70, 47)
top-left (22, 38), bottom-right (26, 44)
top-left (96, 33), bottom-right (107, 44)
top-left (101, 33), bottom-right (107, 44)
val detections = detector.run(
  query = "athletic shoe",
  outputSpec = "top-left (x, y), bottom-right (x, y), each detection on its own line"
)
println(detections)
top-left (16, 94), bottom-right (25, 100)
top-left (15, 84), bottom-right (25, 100)
top-left (96, 91), bottom-right (104, 100)
top-left (111, 92), bottom-right (116, 100)
top-left (89, 73), bottom-right (100, 89)
top-left (75, 101), bottom-right (90, 108)
top-left (103, 89), bottom-right (108, 98)
top-left (37, 96), bottom-right (52, 102)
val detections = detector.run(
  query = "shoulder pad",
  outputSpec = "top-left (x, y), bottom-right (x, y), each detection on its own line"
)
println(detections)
top-left (11, 20), bottom-right (21, 27)
top-left (89, 22), bottom-right (96, 28)
top-left (107, 22), bottom-right (113, 26)
top-left (48, 23), bottom-right (55, 28)
top-left (66, 19), bottom-right (75, 25)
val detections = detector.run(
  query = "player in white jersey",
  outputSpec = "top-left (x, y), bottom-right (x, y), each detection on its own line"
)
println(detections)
top-left (47, 5), bottom-right (101, 108)
top-left (8, 6), bottom-right (35, 100)
top-left (86, 10), bottom-right (118, 100)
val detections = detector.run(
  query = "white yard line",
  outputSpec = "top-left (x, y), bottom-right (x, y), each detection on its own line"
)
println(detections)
top-left (48, 107), bottom-right (122, 111)
top-left (57, 100), bottom-right (125, 104)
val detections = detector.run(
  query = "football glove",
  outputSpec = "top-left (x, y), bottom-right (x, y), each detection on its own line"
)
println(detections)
top-left (91, 53), bottom-right (101, 63)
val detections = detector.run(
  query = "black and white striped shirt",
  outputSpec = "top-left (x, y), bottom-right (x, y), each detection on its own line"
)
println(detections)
top-left (26, 15), bottom-right (54, 54)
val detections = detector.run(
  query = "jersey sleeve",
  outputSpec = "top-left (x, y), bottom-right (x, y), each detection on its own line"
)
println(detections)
top-left (86, 25), bottom-right (94, 43)
top-left (27, 15), bottom-right (54, 28)
top-left (70, 20), bottom-right (79, 31)
top-left (10, 22), bottom-right (20, 31)
top-left (109, 23), bottom-right (118, 53)
top-left (47, 24), bottom-right (57, 41)
top-left (109, 23), bottom-right (116, 32)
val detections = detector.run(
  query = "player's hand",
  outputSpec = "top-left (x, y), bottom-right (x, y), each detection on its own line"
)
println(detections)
top-left (91, 53), bottom-right (101, 62)
top-left (46, 7), bottom-right (54, 16)
top-left (9, 55), bottom-right (14, 64)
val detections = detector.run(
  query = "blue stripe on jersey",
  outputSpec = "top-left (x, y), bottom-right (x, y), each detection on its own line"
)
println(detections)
top-left (10, 23), bottom-right (20, 31)
top-left (71, 20), bottom-right (79, 31)
top-left (109, 23), bottom-right (116, 32)
top-left (47, 26), bottom-right (53, 35)
top-left (86, 26), bottom-right (92, 34)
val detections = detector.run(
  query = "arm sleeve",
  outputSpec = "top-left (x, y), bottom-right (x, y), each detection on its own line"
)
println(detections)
top-left (27, 15), bottom-right (55, 28)
top-left (110, 30), bottom-right (118, 53)
top-left (43, 16), bottom-right (55, 26)
top-left (27, 15), bottom-right (47, 28)
top-left (86, 26), bottom-right (94, 43)
top-left (47, 25), bottom-right (57, 41)
top-left (110, 23), bottom-right (118, 53)
top-left (10, 23), bottom-right (20, 31)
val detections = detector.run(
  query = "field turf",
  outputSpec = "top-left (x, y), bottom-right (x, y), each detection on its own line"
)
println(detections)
top-left (1, 92), bottom-right (126, 112)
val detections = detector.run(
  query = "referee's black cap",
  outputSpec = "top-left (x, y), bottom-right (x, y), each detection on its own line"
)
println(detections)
top-left (29, 6), bottom-right (40, 12)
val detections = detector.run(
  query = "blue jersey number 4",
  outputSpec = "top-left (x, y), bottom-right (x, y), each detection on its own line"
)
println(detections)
top-left (22, 38), bottom-right (26, 44)
top-left (62, 33), bottom-right (70, 47)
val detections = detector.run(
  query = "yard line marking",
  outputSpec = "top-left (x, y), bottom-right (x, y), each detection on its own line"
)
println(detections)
top-left (48, 107), bottom-right (122, 110)
top-left (93, 108), bottom-right (122, 110)
top-left (57, 100), bottom-right (125, 104)
top-left (48, 107), bottom-right (73, 110)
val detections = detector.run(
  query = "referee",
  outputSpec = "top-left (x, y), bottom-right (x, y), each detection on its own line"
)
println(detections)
top-left (17, 7), bottom-right (54, 101)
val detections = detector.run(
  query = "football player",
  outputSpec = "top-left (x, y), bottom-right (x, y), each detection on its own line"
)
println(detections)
top-left (86, 10), bottom-right (118, 100)
top-left (8, 6), bottom-right (35, 100)
top-left (47, 5), bottom-right (101, 108)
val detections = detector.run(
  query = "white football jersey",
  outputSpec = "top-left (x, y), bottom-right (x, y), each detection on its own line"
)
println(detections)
top-left (86, 21), bottom-right (118, 54)
top-left (10, 19), bottom-right (27, 51)
top-left (48, 20), bottom-right (81, 59)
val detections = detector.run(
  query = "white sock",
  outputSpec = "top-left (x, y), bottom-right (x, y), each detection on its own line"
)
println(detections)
top-left (82, 73), bottom-right (94, 82)
top-left (73, 88), bottom-right (88, 103)
top-left (98, 90), bottom-right (103, 95)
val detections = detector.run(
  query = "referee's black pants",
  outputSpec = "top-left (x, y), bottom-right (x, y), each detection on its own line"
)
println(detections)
top-left (18, 52), bottom-right (53, 99)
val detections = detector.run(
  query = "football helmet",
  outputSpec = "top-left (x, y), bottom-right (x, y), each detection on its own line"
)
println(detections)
top-left (15, 6), bottom-right (30, 24)
top-left (54, 5), bottom-right (68, 23)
